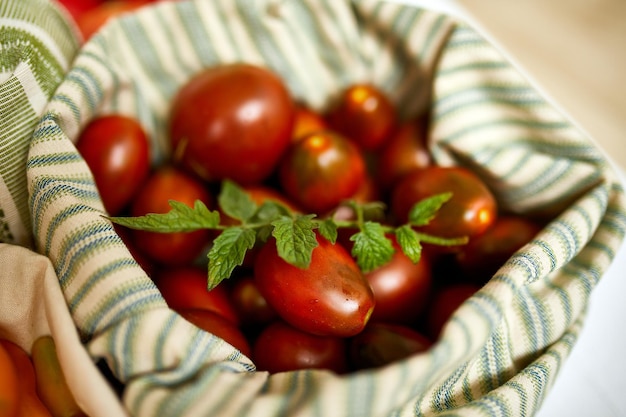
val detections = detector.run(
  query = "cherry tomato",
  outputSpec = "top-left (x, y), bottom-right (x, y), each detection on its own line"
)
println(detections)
top-left (326, 84), bottom-right (396, 151)
top-left (76, 114), bottom-right (150, 216)
top-left (365, 238), bottom-right (432, 324)
top-left (391, 166), bottom-right (498, 240)
top-left (291, 105), bottom-right (328, 142)
top-left (169, 63), bottom-right (295, 185)
top-left (254, 234), bottom-right (375, 337)
top-left (425, 283), bottom-right (480, 339)
top-left (130, 165), bottom-right (212, 266)
top-left (348, 322), bottom-right (432, 371)
top-left (178, 309), bottom-right (252, 357)
top-left (456, 216), bottom-right (542, 284)
top-left (376, 117), bottom-right (432, 190)
top-left (278, 131), bottom-right (367, 214)
top-left (55, 0), bottom-right (103, 24)
top-left (229, 276), bottom-right (278, 327)
top-left (252, 321), bottom-right (347, 374)
top-left (0, 341), bottom-right (19, 417)
top-left (74, 0), bottom-right (151, 41)
top-left (153, 266), bottom-right (240, 325)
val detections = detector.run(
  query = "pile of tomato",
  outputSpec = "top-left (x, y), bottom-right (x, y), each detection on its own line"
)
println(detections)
top-left (76, 63), bottom-right (543, 382)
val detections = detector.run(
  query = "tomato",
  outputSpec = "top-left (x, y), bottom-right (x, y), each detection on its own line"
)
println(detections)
top-left (55, 0), bottom-right (103, 24)
top-left (229, 276), bottom-right (278, 327)
top-left (456, 216), bottom-right (542, 285)
top-left (130, 165), bottom-right (212, 266)
top-left (278, 131), bottom-right (367, 214)
top-left (376, 118), bottom-right (432, 190)
top-left (252, 321), bottom-right (347, 374)
top-left (326, 84), bottom-right (396, 151)
top-left (153, 266), bottom-right (240, 325)
top-left (365, 238), bottom-right (432, 324)
top-left (348, 322), bottom-right (432, 371)
top-left (0, 341), bottom-right (19, 417)
top-left (76, 114), bottom-right (150, 216)
top-left (391, 166), bottom-right (498, 240)
top-left (178, 308), bottom-right (252, 357)
top-left (254, 234), bottom-right (375, 337)
top-left (74, 0), bottom-right (151, 41)
top-left (425, 283), bottom-right (480, 339)
top-left (169, 63), bottom-right (295, 185)
top-left (291, 105), bottom-right (328, 141)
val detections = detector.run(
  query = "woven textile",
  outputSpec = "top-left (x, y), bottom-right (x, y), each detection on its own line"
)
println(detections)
top-left (2, 0), bottom-right (626, 416)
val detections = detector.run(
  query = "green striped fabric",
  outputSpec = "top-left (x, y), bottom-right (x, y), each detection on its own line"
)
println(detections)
top-left (3, 0), bottom-right (626, 416)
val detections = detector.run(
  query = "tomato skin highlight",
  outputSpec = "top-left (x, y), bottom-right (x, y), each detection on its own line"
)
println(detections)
top-left (254, 235), bottom-right (375, 338)
top-left (169, 63), bottom-right (295, 185)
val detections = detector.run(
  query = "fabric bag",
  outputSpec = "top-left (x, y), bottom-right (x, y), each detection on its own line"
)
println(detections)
top-left (2, 0), bottom-right (625, 416)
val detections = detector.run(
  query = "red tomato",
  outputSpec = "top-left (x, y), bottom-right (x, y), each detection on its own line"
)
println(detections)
top-left (425, 283), bottom-right (480, 339)
top-left (348, 322), bottom-right (432, 371)
top-left (76, 114), bottom-right (150, 216)
top-left (169, 63), bottom-right (295, 185)
top-left (229, 276), bottom-right (278, 326)
top-left (254, 234), bottom-right (375, 337)
top-left (326, 84), bottom-right (396, 151)
top-left (456, 216), bottom-right (542, 284)
top-left (252, 321), bottom-right (347, 374)
top-left (365, 239), bottom-right (432, 324)
top-left (376, 117), bottom-right (432, 190)
top-left (55, 0), bottom-right (103, 24)
top-left (278, 131), bottom-right (367, 214)
top-left (178, 309), bottom-right (252, 358)
top-left (74, 0), bottom-right (151, 41)
top-left (291, 105), bottom-right (328, 141)
top-left (391, 166), bottom-right (498, 240)
top-left (130, 166), bottom-right (212, 266)
top-left (153, 266), bottom-right (240, 325)
top-left (0, 341), bottom-right (19, 417)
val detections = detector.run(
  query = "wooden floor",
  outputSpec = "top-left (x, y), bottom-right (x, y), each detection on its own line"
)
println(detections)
top-left (456, 0), bottom-right (626, 170)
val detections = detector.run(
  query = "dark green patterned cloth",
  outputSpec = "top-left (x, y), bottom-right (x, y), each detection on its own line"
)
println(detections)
top-left (2, 0), bottom-right (626, 416)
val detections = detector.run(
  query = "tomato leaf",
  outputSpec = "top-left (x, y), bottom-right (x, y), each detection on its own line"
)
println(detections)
top-left (272, 214), bottom-right (318, 269)
top-left (318, 218), bottom-right (338, 244)
top-left (395, 225), bottom-right (422, 263)
top-left (207, 227), bottom-right (256, 289)
top-left (106, 200), bottom-right (220, 232)
top-left (218, 179), bottom-right (257, 222)
top-left (253, 200), bottom-right (291, 223)
top-left (350, 221), bottom-right (395, 273)
top-left (408, 192), bottom-right (452, 226)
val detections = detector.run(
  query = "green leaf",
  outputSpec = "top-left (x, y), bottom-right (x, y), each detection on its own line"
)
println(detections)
top-left (350, 221), bottom-right (395, 273)
top-left (106, 200), bottom-right (220, 232)
top-left (272, 214), bottom-right (318, 269)
top-left (359, 201), bottom-right (387, 222)
top-left (218, 179), bottom-right (257, 222)
top-left (318, 219), bottom-right (338, 244)
top-left (253, 200), bottom-right (292, 223)
top-left (394, 225), bottom-right (422, 263)
top-left (207, 227), bottom-right (256, 290)
top-left (408, 192), bottom-right (453, 227)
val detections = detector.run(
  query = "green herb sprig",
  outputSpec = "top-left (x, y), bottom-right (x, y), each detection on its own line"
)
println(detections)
top-left (107, 180), bottom-right (467, 290)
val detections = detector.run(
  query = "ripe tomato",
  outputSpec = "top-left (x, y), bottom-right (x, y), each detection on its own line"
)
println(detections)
top-left (0, 341), bottom-right (19, 417)
top-left (55, 0), bottom-right (103, 24)
top-left (74, 0), bottom-right (151, 41)
top-left (326, 84), bottom-right (396, 151)
top-left (456, 216), bottom-right (542, 284)
top-left (178, 309), bottom-right (252, 358)
top-left (229, 276), bottom-right (278, 327)
top-left (291, 105), bottom-right (328, 142)
top-left (169, 63), bottom-right (295, 185)
top-left (391, 166), bottom-right (498, 240)
top-left (365, 238), bottom-right (432, 324)
top-left (425, 283), bottom-right (480, 339)
top-left (252, 321), bottom-right (347, 374)
top-left (254, 234), bottom-right (375, 337)
top-left (76, 114), bottom-right (150, 216)
top-left (348, 322), bottom-right (432, 371)
top-left (130, 165), bottom-right (212, 266)
top-left (153, 266), bottom-right (240, 325)
top-left (376, 118), bottom-right (432, 190)
top-left (278, 131), bottom-right (367, 214)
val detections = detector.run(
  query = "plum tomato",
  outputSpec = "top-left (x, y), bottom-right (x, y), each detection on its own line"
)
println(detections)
top-left (74, 0), bottom-right (151, 41)
top-left (178, 308), bottom-right (252, 358)
top-left (291, 105), bottom-right (328, 142)
top-left (254, 234), bottom-right (375, 337)
top-left (456, 216), bottom-right (542, 285)
top-left (425, 283), bottom-right (480, 339)
top-left (76, 114), bottom-right (150, 216)
top-left (153, 266), bottom-right (240, 325)
top-left (229, 276), bottom-right (278, 327)
top-left (278, 130), bottom-right (367, 214)
top-left (130, 165), bottom-right (212, 266)
top-left (365, 238), bottom-right (432, 324)
top-left (252, 321), bottom-right (347, 374)
top-left (326, 84), bottom-right (396, 151)
top-left (391, 166), bottom-right (497, 240)
top-left (348, 322), bottom-right (432, 371)
top-left (169, 63), bottom-right (295, 185)
top-left (376, 117), bottom-right (432, 190)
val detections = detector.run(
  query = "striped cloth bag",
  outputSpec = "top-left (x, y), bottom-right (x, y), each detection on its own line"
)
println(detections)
top-left (2, 0), bottom-right (625, 416)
